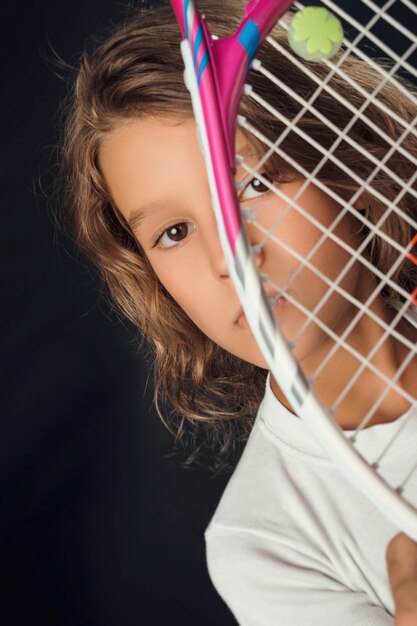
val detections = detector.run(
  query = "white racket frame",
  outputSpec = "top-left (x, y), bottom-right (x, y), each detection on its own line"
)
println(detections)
top-left (178, 2), bottom-right (417, 540)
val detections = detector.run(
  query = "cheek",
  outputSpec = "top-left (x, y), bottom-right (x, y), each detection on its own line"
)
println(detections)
top-left (266, 198), bottom-right (358, 278)
top-left (153, 258), bottom-right (199, 306)
top-left (150, 253), bottom-right (218, 331)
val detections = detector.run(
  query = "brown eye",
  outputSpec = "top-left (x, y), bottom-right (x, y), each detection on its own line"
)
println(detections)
top-left (155, 222), bottom-right (195, 249)
top-left (241, 174), bottom-right (272, 200)
top-left (166, 224), bottom-right (188, 241)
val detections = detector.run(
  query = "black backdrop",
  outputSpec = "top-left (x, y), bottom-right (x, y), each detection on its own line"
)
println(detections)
top-left (1, 2), bottom-right (237, 624)
top-left (2, 1), bottom-right (415, 625)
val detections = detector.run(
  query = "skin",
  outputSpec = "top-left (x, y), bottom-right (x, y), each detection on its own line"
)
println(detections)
top-left (99, 115), bottom-right (417, 623)
top-left (100, 115), bottom-right (416, 428)
top-left (387, 533), bottom-right (417, 626)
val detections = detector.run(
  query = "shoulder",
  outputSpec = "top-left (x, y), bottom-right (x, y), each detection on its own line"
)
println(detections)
top-left (205, 523), bottom-right (394, 626)
top-left (203, 401), bottom-right (397, 625)
top-left (205, 400), bottom-right (332, 537)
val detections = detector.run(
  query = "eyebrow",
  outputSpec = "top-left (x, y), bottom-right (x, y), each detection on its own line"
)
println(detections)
top-left (236, 143), bottom-right (255, 160)
top-left (128, 142), bottom-right (254, 232)
top-left (128, 203), bottom-right (165, 232)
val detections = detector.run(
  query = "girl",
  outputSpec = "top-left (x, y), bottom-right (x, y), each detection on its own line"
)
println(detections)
top-left (55, 0), bottom-right (417, 623)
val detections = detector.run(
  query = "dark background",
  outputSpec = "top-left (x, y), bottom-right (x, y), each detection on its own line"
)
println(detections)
top-left (1, 1), bottom-right (237, 624)
top-left (1, 1), bottom-right (415, 625)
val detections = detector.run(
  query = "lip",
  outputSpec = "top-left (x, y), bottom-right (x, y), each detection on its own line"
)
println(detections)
top-left (235, 294), bottom-right (286, 330)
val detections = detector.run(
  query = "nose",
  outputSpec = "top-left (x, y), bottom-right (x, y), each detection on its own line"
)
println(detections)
top-left (250, 242), bottom-right (265, 271)
top-left (205, 219), bottom-right (265, 279)
top-left (205, 228), bottom-right (230, 278)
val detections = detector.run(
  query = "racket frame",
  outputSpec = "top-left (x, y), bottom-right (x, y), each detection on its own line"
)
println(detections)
top-left (169, 0), bottom-right (417, 540)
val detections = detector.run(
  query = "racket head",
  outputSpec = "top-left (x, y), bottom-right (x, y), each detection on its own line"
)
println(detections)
top-left (170, 0), bottom-right (417, 539)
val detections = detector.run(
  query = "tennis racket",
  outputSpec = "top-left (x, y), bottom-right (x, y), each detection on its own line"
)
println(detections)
top-left (169, 0), bottom-right (417, 539)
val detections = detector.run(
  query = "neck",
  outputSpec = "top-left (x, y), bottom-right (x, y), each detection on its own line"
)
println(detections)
top-left (270, 299), bottom-right (417, 430)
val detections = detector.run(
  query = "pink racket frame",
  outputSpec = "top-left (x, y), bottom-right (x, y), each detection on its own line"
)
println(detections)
top-left (170, 0), bottom-right (293, 256)
top-left (169, 0), bottom-right (417, 540)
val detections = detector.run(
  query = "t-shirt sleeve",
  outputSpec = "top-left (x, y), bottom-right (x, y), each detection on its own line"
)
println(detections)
top-left (205, 526), bottom-right (394, 626)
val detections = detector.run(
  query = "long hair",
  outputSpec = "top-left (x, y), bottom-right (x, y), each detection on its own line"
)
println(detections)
top-left (54, 0), bottom-right (417, 473)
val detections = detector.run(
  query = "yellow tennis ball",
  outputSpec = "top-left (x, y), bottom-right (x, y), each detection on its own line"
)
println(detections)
top-left (288, 6), bottom-right (344, 62)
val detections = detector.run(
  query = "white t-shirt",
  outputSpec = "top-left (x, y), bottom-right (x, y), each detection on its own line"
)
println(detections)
top-left (205, 374), bottom-right (417, 626)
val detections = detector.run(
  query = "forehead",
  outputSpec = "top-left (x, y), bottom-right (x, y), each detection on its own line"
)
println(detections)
top-left (99, 115), bottom-right (255, 169)
top-left (99, 116), bottom-right (257, 220)
top-left (99, 117), bottom-right (195, 212)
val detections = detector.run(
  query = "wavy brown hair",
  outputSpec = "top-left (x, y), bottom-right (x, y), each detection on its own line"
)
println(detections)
top-left (54, 0), bottom-right (417, 473)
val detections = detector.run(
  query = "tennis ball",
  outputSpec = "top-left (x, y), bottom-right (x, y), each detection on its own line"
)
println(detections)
top-left (288, 6), bottom-right (344, 62)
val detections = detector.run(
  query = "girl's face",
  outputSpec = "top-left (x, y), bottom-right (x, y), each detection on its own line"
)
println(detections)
top-left (100, 116), bottom-right (369, 378)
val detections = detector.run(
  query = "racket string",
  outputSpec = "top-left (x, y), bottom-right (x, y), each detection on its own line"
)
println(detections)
top-left (238, 102), bottom-right (417, 272)
top-left (369, 404), bottom-right (417, 468)
top-left (246, 12), bottom-right (368, 178)
top-left (236, 159), bottom-right (417, 411)
top-left (238, 82), bottom-right (417, 327)
top-left (359, 0), bottom-right (416, 44)
top-left (238, 180), bottom-right (417, 371)
top-left (240, 73), bottom-right (413, 332)
top-left (238, 134), bottom-right (416, 308)
top-left (177, 0), bottom-right (417, 530)
top-left (263, 267), bottom-right (417, 407)
top-left (238, 1), bottom-right (417, 429)
top-left (245, 87), bottom-right (417, 230)
top-left (397, 455), bottom-right (417, 493)
top-left (269, 242), bottom-right (417, 417)
top-left (278, 4), bottom-right (417, 121)
top-left (248, 16), bottom-right (417, 210)
top-left (265, 35), bottom-right (417, 161)
top-left (307, 0), bottom-right (417, 81)
top-left (238, 165), bottom-right (417, 414)
top-left (284, 168), bottom-right (417, 358)
top-left (238, 175), bottom-right (417, 453)
top-left (329, 302), bottom-right (416, 418)
top-left (252, 63), bottom-right (417, 202)
top-left (224, 2), bottom-right (417, 506)
top-left (400, 0), bottom-right (417, 15)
